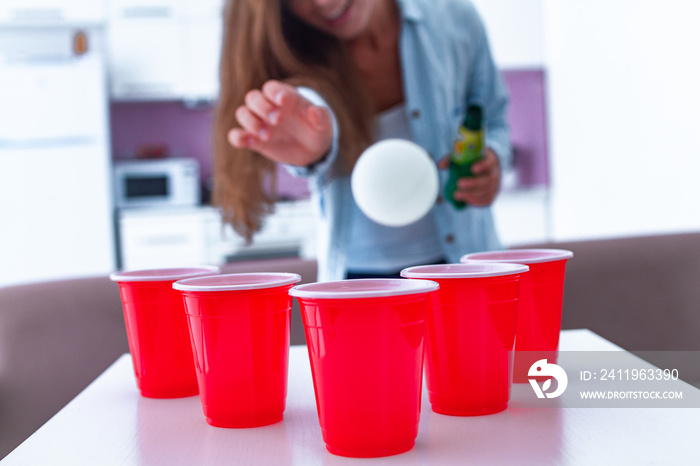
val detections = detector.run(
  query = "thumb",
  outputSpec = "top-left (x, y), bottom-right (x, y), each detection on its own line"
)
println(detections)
top-left (306, 105), bottom-right (331, 131)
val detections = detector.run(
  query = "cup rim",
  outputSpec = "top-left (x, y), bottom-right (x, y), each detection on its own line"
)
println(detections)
top-left (109, 265), bottom-right (221, 282)
top-left (172, 272), bottom-right (302, 292)
top-left (401, 262), bottom-right (529, 279)
top-left (289, 278), bottom-right (439, 299)
top-left (461, 248), bottom-right (574, 264)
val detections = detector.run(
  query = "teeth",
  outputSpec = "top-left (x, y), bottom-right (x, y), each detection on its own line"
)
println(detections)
top-left (326, 1), bottom-right (348, 20)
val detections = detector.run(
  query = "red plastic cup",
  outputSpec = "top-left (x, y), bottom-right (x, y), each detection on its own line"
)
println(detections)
top-left (401, 263), bottom-right (529, 416)
top-left (173, 272), bottom-right (301, 428)
top-left (289, 279), bottom-right (439, 458)
top-left (109, 266), bottom-right (220, 398)
top-left (461, 249), bottom-right (573, 383)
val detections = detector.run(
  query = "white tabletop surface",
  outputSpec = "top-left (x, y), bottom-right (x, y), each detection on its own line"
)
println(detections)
top-left (3, 329), bottom-right (699, 465)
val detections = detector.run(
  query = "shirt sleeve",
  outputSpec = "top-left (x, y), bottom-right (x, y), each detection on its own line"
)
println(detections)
top-left (282, 87), bottom-right (340, 183)
top-left (465, 7), bottom-right (512, 168)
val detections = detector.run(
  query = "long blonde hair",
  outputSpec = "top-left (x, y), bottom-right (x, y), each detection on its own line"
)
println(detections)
top-left (213, 0), bottom-right (373, 242)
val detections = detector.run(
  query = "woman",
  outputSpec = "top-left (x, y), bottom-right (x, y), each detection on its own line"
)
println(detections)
top-left (213, 0), bottom-right (510, 281)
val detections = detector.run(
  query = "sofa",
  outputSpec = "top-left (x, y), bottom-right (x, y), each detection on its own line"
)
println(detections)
top-left (524, 233), bottom-right (700, 392)
top-left (2, 233), bottom-right (699, 458)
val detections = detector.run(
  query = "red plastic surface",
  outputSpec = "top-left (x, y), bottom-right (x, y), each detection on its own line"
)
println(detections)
top-left (117, 280), bottom-right (198, 398)
top-left (179, 285), bottom-right (293, 428)
top-left (296, 293), bottom-right (430, 458)
top-left (418, 274), bottom-right (522, 415)
top-left (511, 259), bottom-right (569, 382)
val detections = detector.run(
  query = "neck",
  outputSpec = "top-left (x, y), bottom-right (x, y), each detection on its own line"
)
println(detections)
top-left (348, 0), bottom-right (399, 50)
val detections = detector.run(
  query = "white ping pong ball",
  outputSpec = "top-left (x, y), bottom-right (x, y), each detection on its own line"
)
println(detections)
top-left (351, 139), bottom-right (439, 227)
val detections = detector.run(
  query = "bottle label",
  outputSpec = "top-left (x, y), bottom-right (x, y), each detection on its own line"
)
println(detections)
top-left (452, 127), bottom-right (483, 165)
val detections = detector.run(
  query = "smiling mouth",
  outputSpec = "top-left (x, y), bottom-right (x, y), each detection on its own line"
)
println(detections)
top-left (324, 0), bottom-right (352, 22)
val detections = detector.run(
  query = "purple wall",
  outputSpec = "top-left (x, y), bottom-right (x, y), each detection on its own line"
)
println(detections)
top-left (111, 101), bottom-right (212, 172)
top-left (109, 102), bottom-right (309, 200)
top-left (109, 69), bottom-right (548, 201)
top-left (502, 69), bottom-right (550, 186)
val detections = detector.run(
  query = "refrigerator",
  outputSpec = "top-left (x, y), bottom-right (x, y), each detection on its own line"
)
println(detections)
top-left (0, 11), bottom-right (115, 287)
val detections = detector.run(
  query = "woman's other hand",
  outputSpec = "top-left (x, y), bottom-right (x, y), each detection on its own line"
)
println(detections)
top-left (228, 80), bottom-right (333, 167)
top-left (438, 148), bottom-right (501, 206)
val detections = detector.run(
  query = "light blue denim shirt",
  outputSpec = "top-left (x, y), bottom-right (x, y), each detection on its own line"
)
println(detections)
top-left (289, 0), bottom-right (510, 281)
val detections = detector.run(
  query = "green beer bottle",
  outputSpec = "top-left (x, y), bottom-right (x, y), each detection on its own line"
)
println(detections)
top-left (445, 105), bottom-right (483, 209)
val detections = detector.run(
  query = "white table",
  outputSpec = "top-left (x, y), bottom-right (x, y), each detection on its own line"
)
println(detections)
top-left (3, 330), bottom-right (699, 465)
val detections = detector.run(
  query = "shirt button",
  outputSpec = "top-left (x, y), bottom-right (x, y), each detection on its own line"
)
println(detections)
top-left (436, 196), bottom-right (444, 205)
top-left (411, 109), bottom-right (421, 119)
top-left (445, 234), bottom-right (455, 244)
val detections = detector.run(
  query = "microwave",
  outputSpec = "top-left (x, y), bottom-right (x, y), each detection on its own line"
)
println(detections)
top-left (114, 158), bottom-right (200, 209)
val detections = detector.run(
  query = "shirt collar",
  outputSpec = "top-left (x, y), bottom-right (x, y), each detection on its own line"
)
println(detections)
top-left (394, 0), bottom-right (424, 23)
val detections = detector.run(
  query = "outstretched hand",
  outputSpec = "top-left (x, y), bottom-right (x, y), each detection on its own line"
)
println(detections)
top-left (228, 80), bottom-right (333, 167)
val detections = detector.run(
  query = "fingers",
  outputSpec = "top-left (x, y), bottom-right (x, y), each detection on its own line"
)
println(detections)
top-left (306, 105), bottom-right (331, 131)
top-left (229, 81), bottom-right (300, 148)
top-left (470, 148), bottom-right (500, 176)
top-left (261, 80), bottom-right (297, 108)
top-left (227, 128), bottom-right (260, 151)
top-left (227, 128), bottom-right (248, 147)
top-left (263, 81), bottom-right (331, 136)
top-left (235, 105), bottom-right (269, 141)
top-left (453, 149), bottom-right (501, 206)
top-left (232, 83), bottom-right (288, 144)
top-left (228, 80), bottom-right (334, 165)
top-left (244, 89), bottom-right (280, 126)
top-left (228, 82), bottom-right (300, 149)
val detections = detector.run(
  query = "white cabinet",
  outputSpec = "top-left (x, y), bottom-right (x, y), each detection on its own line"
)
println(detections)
top-left (0, 0), bottom-right (105, 24)
top-left (105, 0), bottom-right (541, 99)
top-left (107, 0), bottom-right (222, 101)
top-left (117, 201), bottom-right (316, 270)
top-left (0, 24), bottom-right (115, 287)
top-left (180, 0), bottom-right (223, 101)
top-left (107, 0), bottom-right (183, 99)
top-left (119, 208), bottom-right (209, 270)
